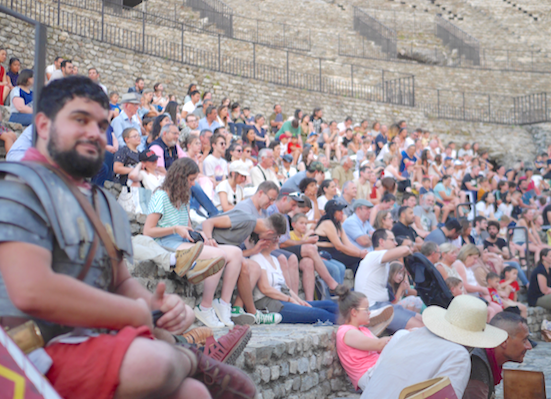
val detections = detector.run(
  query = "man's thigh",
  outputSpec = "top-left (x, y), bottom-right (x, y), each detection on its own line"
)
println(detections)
top-left (45, 326), bottom-right (155, 399)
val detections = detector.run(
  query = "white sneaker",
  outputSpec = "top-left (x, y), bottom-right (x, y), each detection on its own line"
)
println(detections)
top-left (189, 208), bottom-right (207, 226)
top-left (212, 299), bottom-right (235, 327)
top-left (194, 305), bottom-right (224, 328)
top-left (255, 310), bottom-right (283, 325)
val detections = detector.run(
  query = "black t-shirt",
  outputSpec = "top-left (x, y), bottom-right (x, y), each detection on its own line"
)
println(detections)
top-left (528, 263), bottom-right (551, 306)
top-left (483, 237), bottom-right (508, 251)
top-left (391, 221), bottom-right (417, 243)
top-left (342, 136), bottom-right (354, 148)
top-left (461, 173), bottom-right (476, 191)
top-left (114, 146), bottom-right (140, 185)
top-left (543, 204), bottom-right (551, 225)
top-left (374, 133), bottom-right (387, 155)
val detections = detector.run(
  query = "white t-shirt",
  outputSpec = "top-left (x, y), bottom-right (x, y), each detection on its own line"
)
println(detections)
top-left (250, 253), bottom-right (287, 301)
top-left (498, 203), bottom-right (512, 218)
top-left (354, 250), bottom-right (389, 304)
top-left (182, 100), bottom-right (197, 115)
top-left (317, 195), bottom-right (329, 212)
top-left (203, 155), bottom-right (228, 180)
top-left (139, 170), bottom-right (164, 191)
top-left (213, 179), bottom-right (244, 211)
top-left (45, 64), bottom-right (57, 81)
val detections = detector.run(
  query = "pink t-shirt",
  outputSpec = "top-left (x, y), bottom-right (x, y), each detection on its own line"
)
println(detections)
top-left (336, 325), bottom-right (380, 390)
top-left (150, 144), bottom-right (185, 168)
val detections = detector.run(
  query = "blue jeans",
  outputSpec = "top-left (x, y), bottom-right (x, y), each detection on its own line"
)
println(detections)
top-left (279, 300), bottom-right (339, 324)
top-left (324, 259), bottom-right (346, 284)
top-left (505, 261), bottom-right (529, 286)
top-left (190, 183), bottom-right (219, 217)
top-left (9, 113), bottom-right (33, 126)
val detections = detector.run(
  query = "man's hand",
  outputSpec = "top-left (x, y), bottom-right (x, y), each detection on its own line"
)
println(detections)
top-left (150, 282), bottom-right (189, 334)
top-left (305, 236), bottom-right (319, 244)
top-left (252, 239), bottom-right (270, 255)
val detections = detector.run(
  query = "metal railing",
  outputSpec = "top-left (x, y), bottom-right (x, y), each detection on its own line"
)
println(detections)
top-left (417, 88), bottom-right (549, 125)
top-left (38, 0), bottom-right (310, 51)
top-left (185, 0), bottom-right (233, 38)
top-left (353, 7), bottom-right (397, 59)
top-left (0, 0), bottom-right (413, 107)
top-left (435, 15), bottom-right (480, 66)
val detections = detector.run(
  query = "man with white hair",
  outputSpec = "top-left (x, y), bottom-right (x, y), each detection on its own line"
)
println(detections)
top-left (111, 92), bottom-right (142, 149)
top-left (250, 148), bottom-right (279, 187)
top-left (336, 181), bottom-right (357, 217)
top-left (149, 123), bottom-right (184, 171)
top-left (332, 156), bottom-right (354, 190)
top-left (362, 295), bottom-right (508, 399)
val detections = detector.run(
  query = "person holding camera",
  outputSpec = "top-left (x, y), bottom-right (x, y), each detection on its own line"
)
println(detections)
top-left (143, 157), bottom-right (243, 328)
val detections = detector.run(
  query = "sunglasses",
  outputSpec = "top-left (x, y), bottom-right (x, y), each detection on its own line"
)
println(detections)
top-left (244, 150), bottom-right (252, 153)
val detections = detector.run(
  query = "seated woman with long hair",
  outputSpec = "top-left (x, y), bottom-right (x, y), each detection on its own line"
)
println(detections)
top-left (373, 210), bottom-right (393, 230)
top-left (453, 244), bottom-right (502, 321)
top-left (317, 179), bottom-right (337, 213)
top-left (336, 286), bottom-right (392, 392)
top-left (314, 200), bottom-right (368, 274)
top-left (249, 222), bottom-right (339, 324)
top-left (143, 158), bottom-right (244, 328)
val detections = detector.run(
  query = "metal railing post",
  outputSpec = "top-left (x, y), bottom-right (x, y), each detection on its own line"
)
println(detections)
top-left (253, 43), bottom-right (256, 79)
top-left (411, 75), bottom-right (415, 107)
top-left (218, 33), bottom-right (221, 71)
top-left (488, 94), bottom-right (491, 121)
top-left (57, 0), bottom-right (60, 25)
top-left (381, 69), bottom-right (385, 102)
top-left (463, 91), bottom-right (465, 120)
top-left (437, 89), bottom-right (440, 118)
top-left (181, 23), bottom-right (184, 62)
top-left (142, 10), bottom-right (145, 52)
top-left (101, 0), bottom-right (104, 41)
top-left (286, 51), bottom-right (289, 86)
top-left (350, 65), bottom-right (354, 97)
top-left (319, 58), bottom-right (322, 92)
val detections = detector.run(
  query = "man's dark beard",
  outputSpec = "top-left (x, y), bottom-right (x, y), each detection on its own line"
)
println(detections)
top-left (489, 232), bottom-right (498, 239)
top-left (47, 126), bottom-right (105, 179)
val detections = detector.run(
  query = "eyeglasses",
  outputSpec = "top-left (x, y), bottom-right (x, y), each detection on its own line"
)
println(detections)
top-left (235, 149), bottom-right (242, 153)
top-left (128, 135), bottom-right (140, 139)
top-left (218, 141), bottom-right (226, 147)
top-left (355, 307), bottom-right (370, 312)
top-left (244, 150), bottom-right (251, 153)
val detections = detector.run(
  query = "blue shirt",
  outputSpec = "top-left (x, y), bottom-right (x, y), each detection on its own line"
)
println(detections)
top-left (110, 110), bottom-right (143, 151)
top-left (198, 117), bottom-right (222, 133)
top-left (280, 171), bottom-right (306, 193)
top-left (6, 125), bottom-right (33, 162)
top-left (399, 151), bottom-right (417, 173)
top-left (342, 213), bottom-right (375, 250)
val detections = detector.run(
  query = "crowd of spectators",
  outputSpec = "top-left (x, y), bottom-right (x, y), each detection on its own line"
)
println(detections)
top-left (3, 53), bottom-right (551, 398)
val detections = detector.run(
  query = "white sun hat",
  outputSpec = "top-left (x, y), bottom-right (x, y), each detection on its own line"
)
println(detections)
top-left (422, 295), bottom-right (508, 348)
top-left (229, 160), bottom-right (250, 176)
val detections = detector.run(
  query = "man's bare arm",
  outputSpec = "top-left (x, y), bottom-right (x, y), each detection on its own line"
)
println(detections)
top-left (0, 242), bottom-right (151, 330)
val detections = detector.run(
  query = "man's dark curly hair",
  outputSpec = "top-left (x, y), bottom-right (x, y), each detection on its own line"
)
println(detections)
top-left (37, 76), bottom-right (109, 120)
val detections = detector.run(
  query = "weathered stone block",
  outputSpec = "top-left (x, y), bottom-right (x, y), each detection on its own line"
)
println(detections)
top-left (297, 357), bottom-right (309, 374)
top-left (270, 365), bottom-right (280, 380)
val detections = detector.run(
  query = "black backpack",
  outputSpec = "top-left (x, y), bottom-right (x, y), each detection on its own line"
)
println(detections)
top-left (404, 253), bottom-right (453, 308)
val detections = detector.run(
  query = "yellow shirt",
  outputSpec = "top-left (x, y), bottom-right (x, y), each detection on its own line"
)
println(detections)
top-left (290, 231), bottom-right (303, 241)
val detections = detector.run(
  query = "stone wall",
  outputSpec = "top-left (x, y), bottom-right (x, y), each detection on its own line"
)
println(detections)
top-left (0, 15), bottom-right (541, 165)
top-left (526, 307), bottom-right (551, 340)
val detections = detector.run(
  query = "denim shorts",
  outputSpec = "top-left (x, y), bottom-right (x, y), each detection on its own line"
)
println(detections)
top-left (155, 233), bottom-right (189, 250)
top-left (370, 301), bottom-right (416, 333)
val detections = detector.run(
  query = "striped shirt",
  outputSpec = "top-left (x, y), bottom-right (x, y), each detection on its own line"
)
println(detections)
top-left (148, 190), bottom-right (189, 228)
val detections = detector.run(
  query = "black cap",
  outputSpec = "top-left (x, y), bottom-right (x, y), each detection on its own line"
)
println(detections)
top-left (139, 150), bottom-right (159, 162)
top-left (325, 199), bottom-right (347, 213)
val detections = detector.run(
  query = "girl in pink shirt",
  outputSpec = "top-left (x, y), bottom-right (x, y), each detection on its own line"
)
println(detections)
top-left (336, 286), bottom-right (391, 391)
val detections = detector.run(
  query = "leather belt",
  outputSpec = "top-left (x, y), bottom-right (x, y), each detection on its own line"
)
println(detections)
top-left (0, 316), bottom-right (30, 330)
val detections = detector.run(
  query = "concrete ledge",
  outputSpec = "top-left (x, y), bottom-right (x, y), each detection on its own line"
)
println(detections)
top-left (214, 325), bottom-right (355, 399)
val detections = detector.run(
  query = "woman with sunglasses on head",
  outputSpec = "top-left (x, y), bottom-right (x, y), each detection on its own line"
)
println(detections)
top-left (213, 161), bottom-right (249, 212)
top-left (314, 200), bottom-right (368, 274)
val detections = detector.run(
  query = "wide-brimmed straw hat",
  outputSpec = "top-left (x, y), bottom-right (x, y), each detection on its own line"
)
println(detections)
top-left (423, 295), bottom-right (508, 348)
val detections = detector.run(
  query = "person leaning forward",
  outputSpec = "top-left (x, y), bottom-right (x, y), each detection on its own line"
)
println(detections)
top-left (0, 76), bottom-right (255, 399)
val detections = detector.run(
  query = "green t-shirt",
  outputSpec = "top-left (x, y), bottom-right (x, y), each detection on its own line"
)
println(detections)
top-left (275, 120), bottom-right (302, 141)
top-left (148, 190), bottom-right (189, 228)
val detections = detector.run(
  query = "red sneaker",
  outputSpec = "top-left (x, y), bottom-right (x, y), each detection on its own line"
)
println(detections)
top-left (204, 325), bottom-right (252, 365)
top-left (186, 339), bottom-right (257, 399)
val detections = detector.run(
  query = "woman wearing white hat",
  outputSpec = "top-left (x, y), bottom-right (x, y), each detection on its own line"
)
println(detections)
top-left (361, 295), bottom-right (508, 399)
top-left (213, 161), bottom-right (249, 212)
